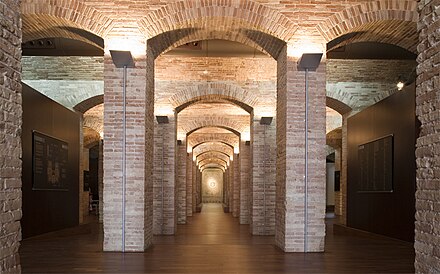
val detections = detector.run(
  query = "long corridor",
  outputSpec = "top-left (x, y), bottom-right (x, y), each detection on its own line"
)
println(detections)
top-left (19, 204), bottom-right (415, 273)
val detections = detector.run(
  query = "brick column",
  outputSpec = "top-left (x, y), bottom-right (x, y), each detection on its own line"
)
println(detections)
top-left (415, 1), bottom-right (440, 272)
top-left (176, 140), bottom-right (187, 224)
top-left (224, 168), bottom-right (230, 211)
top-left (233, 153), bottom-right (240, 218)
top-left (229, 161), bottom-right (234, 213)
top-left (240, 141), bottom-right (251, 224)
top-left (78, 115), bottom-right (86, 224)
top-left (275, 46), bottom-right (326, 252)
top-left (0, 0), bottom-right (22, 271)
top-left (186, 152), bottom-right (193, 216)
top-left (334, 148), bottom-right (342, 216)
top-left (153, 115), bottom-right (176, 234)
top-left (98, 140), bottom-right (103, 223)
top-left (192, 161), bottom-right (197, 213)
top-left (251, 119), bottom-right (276, 235)
top-left (339, 114), bottom-right (349, 224)
top-left (103, 43), bottom-right (152, 251)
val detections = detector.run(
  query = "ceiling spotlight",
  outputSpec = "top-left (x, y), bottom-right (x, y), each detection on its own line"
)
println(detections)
top-left (397, 81), bottom-right (405, 91)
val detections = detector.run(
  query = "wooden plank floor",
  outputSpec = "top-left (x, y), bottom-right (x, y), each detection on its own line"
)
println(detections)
top-left (19, 204), bottom-right (415, 273)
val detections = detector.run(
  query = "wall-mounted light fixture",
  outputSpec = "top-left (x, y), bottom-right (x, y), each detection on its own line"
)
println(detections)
top-left (177, 140), bottom-right (183, 145)
top-left (110, 49), bottom-right (134, 253)
top-left (297, 52), bottom-right (322, 253)
top-left (156, 116), bottom-right (169, 124)
top-left (260, 116), bottom-right (273, 125)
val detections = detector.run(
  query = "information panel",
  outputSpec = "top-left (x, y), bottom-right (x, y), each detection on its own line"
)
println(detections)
top-left (358, 135), bottom-right (393, 192)
top-left (32, 131), bottom-right (69, 190)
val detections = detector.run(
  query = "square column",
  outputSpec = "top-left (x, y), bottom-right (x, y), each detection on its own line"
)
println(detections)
top-left (176, 140), bottom-right (187, 224)
top-left (251, 119), bottom-right (276, 235)
top-left (275, 46), bottom-right (326, 252)
top-left (233, 153), bottom-right (240, 218)
top-left (103, 43), bottom-right (152, 251)
top-left (415, 2), bottom-right (440, 272)
top-left (153, 115), bottom-right (176, 235)
top-left (240, 141), bottom-right (251, 224)
top-left (186, 151), bottom-right (193, 216)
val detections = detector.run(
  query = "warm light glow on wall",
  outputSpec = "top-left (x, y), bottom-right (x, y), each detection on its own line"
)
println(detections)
top-left (234, 146), bottom-right (239, 154)
top-left (106, 38), bottom-right (145, 58)
top-left (155, 106), bottom-right (174, 116)
top-left (287, 41), bottom-right (323, 58)
top-left (230, 155), bottom-right (233, 161)
top-left (99, 131), bottom-right (104, 139)
top-left (241, 132), bottom-right (250, 142)
top-left (193, 154), bottom-right (196, 161)
top-left (187, 146), bottom-right (192, 153)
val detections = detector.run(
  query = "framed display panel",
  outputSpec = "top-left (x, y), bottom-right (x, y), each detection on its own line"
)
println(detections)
top-left (32, 131), bottom-right (69, 190)
top-left (357, 135), bottom-right (393, 193)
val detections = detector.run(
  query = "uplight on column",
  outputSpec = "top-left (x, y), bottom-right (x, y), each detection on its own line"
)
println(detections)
top-left (298, 52), bottom-right (322, 253)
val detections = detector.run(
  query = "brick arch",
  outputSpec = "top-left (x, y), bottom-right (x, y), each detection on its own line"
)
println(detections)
top-left (317, 0), bottom-right (418, 53)
top-left (196, 150), bottom-right (229, 166)
top-left (326, 96), bottom-right (352, 115)
top-left (326, 127), bottom-right (342, 149)
top-left (83, 127), bottom-right (100, 149)
top-left (198, 158), bottom-right (227, 169)
top-left (139, 0), bottom-right (297, 58)
top-left (200, 163), bottom-right (226, 172)
top-left (21, 1), bottom-right (114, 44)
top-left (193, 142), bottom-right (233, 159)
top-left (74, 95), bottom-right (104, 114)
top-left (188, 132), bottom-right (239, 149)
top-left (201, 166), bottom-right (225, 172)
top-left (83, 104), bottom-right (104, 134)
top-left (183, 118), bottom-right (244, 136)
top-left (170, 83), bottom-right (257, 114)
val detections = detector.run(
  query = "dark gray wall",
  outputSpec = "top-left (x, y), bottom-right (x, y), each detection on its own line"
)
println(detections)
top-left (347, 83), bottom-right (417, 242)
top-left (22, 83), bottom-right (80, 238)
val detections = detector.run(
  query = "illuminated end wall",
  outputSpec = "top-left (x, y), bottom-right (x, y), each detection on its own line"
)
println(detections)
top-left (202, 169), bottom-right (223, 203)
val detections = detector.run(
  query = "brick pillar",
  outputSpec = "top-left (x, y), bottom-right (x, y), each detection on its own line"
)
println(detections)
top-left (0, 0), bottom-right (22, 271)
top-left (334, 148), bottom-right (342, 216)
top-left (233, 153), bottom-right (240, 218)
top-left (251, 119), bottom-right (276, 235)
top-left (197, 169), bottom-right (202, 207)
top-left (339, 114), bottom-right (349, 224)
top-left (78, 114), bottom-right (86, 224)
top-left (98, 140), bottom-right (103, 223)
top-left (103, 43), bottom-right (152, 251)
top-left (192, 161), bottom-right (197, 213)
top-left (153, 115), bottom-right (176, 234)
top-left (415, 1), bottom-right (440, 272)
top-left (229, 161), bottom-right (234, 213)
top-left (223, 168), bottom-right (229, 210)
top-left (275, 46), bottom-right (326, 252)
top-left (176, 140), bottom-right (187, 224)
top-left (186, 151), bottom-right (193, 216)
top-left (240, 141), bottom-right (251, 224)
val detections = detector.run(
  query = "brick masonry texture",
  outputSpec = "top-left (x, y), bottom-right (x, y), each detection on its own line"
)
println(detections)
top-left (12, 0), bottom-right (431, 261)
top-left (0, 0), bottom-right (22, 272)
top-left (414, 1), bottom-right (440, 273)
top-left (22, 56), bottom-right (104, 109)
top-left (327, 59), bottom-right (417, 111)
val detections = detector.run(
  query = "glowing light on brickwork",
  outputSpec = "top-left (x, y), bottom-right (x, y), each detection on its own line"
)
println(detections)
top-left (241, 132), bottom-right (250, 142)
top-left (99, 131), bottom-right (104, 139)
top-left (106, 37), bottom-right (145, 57)
top-left (234, 146), bottom-right (239, 154)
top-left (287, 41), bottom-right (323, 58)
top-left (187, 146), bottom-right (192, 153)
top-left (155, 106), bottom-right (174, 116)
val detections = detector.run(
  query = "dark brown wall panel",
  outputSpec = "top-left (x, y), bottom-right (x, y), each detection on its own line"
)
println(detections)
top-left (347, 83), bottom-right (417, 242)
top-left (22, 83), bottom-right (80, 238)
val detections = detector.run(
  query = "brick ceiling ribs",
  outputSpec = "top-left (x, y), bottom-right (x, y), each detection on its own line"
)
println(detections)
top-left (20, 0), bottom-right (420, 170)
